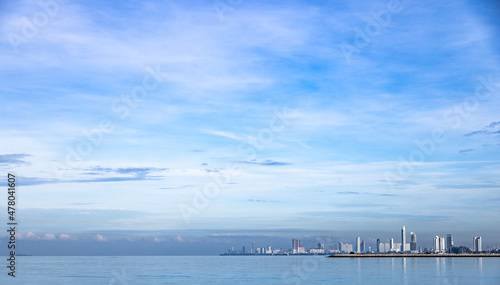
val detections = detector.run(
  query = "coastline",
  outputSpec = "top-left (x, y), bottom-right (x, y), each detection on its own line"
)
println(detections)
top-left (328, 253), bottom-right (500, 258)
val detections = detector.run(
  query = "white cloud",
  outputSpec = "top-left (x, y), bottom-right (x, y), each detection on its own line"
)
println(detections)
top-left (153, 237), bottom-right (166, 243)
top-left (59, 233), bottom-right (77, 240)
top-left (17, 232), bottom-right (72, 241)
top-left (42, 233), bottom-right (57, 240)
top-left (93, 234), bottom-right (107, 242)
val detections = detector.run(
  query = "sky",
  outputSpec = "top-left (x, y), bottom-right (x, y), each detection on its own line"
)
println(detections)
top-left (0, 0), bottom-right (500, 255)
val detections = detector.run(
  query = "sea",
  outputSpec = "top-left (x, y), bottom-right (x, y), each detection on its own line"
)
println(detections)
top-left (1, 256), bottom-right (500, 284)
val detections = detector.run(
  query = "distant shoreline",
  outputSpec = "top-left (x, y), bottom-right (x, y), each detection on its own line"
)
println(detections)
top-left (328, 253), bottom-right (500, 258)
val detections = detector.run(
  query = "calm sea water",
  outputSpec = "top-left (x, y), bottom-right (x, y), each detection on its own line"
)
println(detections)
top-left (1, 256), bottom-right (499, 284)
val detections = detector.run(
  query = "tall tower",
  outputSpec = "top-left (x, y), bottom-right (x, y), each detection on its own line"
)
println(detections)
top-left (390, 238), bottom-right (394, 251)
top-left (446, 234), bottom-right (453, 253)
top-left (410, 232), bottom-right (417, 251)
top-left (473, 236), bottom-right (482, 252)
top-left (401, 226), bottom-right (406, 252)
top-left (433, 236), bottom-right (439, 253)
top-left (439, 237), bottom-right (445, 253)
top-left (292, 239), bottom-right (300, 254)
top-left (356, 237), bottom-right (361, 253)
top-left (376, 239), bottom-right (381, 253)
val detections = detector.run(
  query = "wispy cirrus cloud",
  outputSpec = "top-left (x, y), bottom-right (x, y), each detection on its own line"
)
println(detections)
top-left (300, 211), bottom-right (451, 222)
top-left (464, 121), bottom-right (500, 137)
top-left (337, 191), bottom-right (397, 197)
top-left (159, 185), bottom-right (193, 190)
top-left (237, 159), bottom-right (292, 166)
top-left (20, 166), bottom-right (167, 186)
top-left (0, 153), bottom-right (31, 165)
top-left (247, 199), bottom-right (280, 203)
top-left (434, 183), bottom-right (500, 190)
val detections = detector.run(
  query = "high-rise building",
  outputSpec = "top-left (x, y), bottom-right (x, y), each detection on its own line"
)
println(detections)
top-left (395, 242), bottom-right (402, 252)
top-left (383, 242), bottom-right (391, 253)
top-left (410, 232), bottom-right (417, 251)
top-left (401, 226), bottom-right (406, 252)
top-left (356, 237), bottom-right (361, 253)
top-left (376, 239), bottom-right (381, 253)
top-left (433, 236), bottom-right (445, 253)
top-left (446, 234), bottom-right (453, 253)
top-left (361, 240), bottom-right (365, 253)
top-left (292, 239), bottom-right (300, 254)
top-left (473, 236), bottom-right (482, 252)
top-left (390, 238), bottom-right (394, 252)
top-left (439, 237), bottom-right (445, 253)
top-left (339, 242), bottom-right (353, 253)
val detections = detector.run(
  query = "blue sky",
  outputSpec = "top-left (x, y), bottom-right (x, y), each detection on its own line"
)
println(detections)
top-left (1, 0), bottom-right (500, 254)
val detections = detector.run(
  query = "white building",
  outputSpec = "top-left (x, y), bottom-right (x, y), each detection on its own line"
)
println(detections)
top-left (309, 248), bottom-right (325, 254)
top-left (377, 242), bottom-right (392, 253)
top-left (401, 226), bottom-right (406, 252)
top-left (473, 236), bottom-right (482, 252)
top-left (394, 243), bottom-right (402, 252)
top-left (339, 242), bottom-right (353, 253)
top-left (433, 236), bottom-right (445, 253)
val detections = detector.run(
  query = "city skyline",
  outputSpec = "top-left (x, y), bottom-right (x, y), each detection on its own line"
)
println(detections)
top-left (222, 226), bottom-right (494, 255)
top-left (1, 0), bottom-right (500, 256)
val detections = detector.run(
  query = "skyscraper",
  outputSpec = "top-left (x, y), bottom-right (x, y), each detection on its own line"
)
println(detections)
top-left (377, 239), bottom-right (381, 253)
top-left (446, 234), bottom-right (453, 253)
top-left (356, 237), bottom-right (361, 253)
top-left (473, 236), bottom-right (482, 252)
top-left (361, 240), bottom-right (365, 253)
top-left (439, 237), bottom-right (445, 253)
top-left (390, 238), bottom-right (394, 252)
top-left (292, 239), bottom-right (300, 254)
top-left (433, 236), bottom-right (445, 253)
top-left (410, 232), bottom-right (417, 251)
top-left (401, 226), bottom-right (406, 252)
